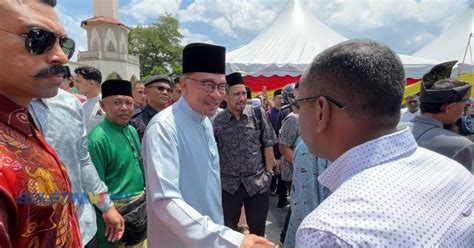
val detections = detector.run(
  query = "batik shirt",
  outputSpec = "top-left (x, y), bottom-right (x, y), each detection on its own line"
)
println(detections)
top-left (285, 138), bottom-right (328, 248)
top-left (0, 94), bottom-right (81, 248)
top-left (279, 112), bottom-right (299, 181)
top-left (29, 89), bottom-right (113, 245)
top-left (214, 105), bottom-right (277, 196)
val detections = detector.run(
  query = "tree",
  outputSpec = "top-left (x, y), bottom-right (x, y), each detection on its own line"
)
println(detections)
top-left (128, 15), bottom-right (183, 79)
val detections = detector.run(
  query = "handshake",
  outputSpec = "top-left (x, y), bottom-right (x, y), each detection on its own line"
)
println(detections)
top-left (241, 234), bottom-right (277, 248)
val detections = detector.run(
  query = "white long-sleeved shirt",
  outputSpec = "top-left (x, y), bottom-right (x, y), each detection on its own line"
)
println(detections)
top-left (296, 128), bottom-right (474, 247)
top-left (142, 97), bottom-right (244, 247)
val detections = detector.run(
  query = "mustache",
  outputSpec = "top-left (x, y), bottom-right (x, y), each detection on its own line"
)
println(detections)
top-left (34, 65), bottom-right (67, 78)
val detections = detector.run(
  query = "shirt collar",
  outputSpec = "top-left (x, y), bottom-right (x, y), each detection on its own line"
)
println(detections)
top-left (411, 115), bottom-right (443, 128)
top-left (0, 94), bottom-right (33, 136)
top-left (144, 104), bottom-right (158, 116)
top-left (177, 97), bottom-right (207, 123)
top-left (318, 127), bottom-right (417, 192)
top-left (224, 105), bottom-right (251, 121)
top-left (103, 117), bottom-right (128, 132)
top-left (32, 98), bottom-right (49, 109)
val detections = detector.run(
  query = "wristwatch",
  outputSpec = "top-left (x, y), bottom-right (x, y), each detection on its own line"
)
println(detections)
top-left (265, 170), bottom-right (274, 177)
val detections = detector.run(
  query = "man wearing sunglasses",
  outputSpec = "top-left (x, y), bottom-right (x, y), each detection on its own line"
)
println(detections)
top-left (0, 0), bottom-right (82, 247)
top-left (130, 75), bottom-right (171, 140)
top-left (142, 43), bottom-right (274, 247)
top-left (401, 61), bottom-right (473, 172)
top-left (295, 40), bottom-right (474, 247)
top-left (399, 94), bottom-right (420, 122)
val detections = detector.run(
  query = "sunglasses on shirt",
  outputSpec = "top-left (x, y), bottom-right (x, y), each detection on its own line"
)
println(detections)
top-left (0, 27), bottom-right (75, 59)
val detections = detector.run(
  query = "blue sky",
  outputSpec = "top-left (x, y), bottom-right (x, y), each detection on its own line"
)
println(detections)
top-left (56, 0), bottom-right (470, 62)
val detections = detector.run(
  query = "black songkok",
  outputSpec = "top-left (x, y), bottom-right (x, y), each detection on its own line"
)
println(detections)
top-left (421, 61), bottom-right (471, 104)
top-left (226, 72), bottom-right (245, 88)
top-left (182, 43), bottom-right (226, 74)
top-left (101, 79), bottom-right (133, 98)
top-left (273, 89), bottom-right (282, 97)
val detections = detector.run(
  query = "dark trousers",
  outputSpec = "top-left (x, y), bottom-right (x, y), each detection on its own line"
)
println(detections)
top-left (85, 234), bottom-right (98, 248)
top-left (277, 176), bottom-right (288, 204)
top-left (270, 173), bottom-right (279, 192)
top-left (280, 181), bottom-right (292, 243)
top-left (222, 184), bottom-right (270, 236)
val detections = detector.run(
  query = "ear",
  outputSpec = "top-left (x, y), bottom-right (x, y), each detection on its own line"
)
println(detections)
top-left (99, 99), bottom-right (106, 110)
top-left (179, 76), bottom-right (188, 95)
top-left (440, 103), bottom-right (451, 113)
top-left (315, 97), bottom-right (331, 133)
top-left (224, 92), bottom-right (230, 102)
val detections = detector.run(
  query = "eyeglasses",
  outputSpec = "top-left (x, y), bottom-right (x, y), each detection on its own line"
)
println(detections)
top-left (148, 85), bottom-right (172, 93)
top-left (0, 27), bottom-right (75, 59)
top-left (185, 77), bottom-right (226, 94)
top-left (294, 95), bottom-right (346, 110)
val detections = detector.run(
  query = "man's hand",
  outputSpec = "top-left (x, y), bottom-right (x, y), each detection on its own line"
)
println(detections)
top-left (240, 234), bottom-right (275, 248)
top-left (102, 206), bottom-right (125, 242)
top-left (275, 159), bottom-right (281, 174)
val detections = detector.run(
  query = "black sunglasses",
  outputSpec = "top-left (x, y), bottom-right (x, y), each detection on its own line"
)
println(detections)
top-left (0, 27), bottom-right (75, 59)
top-left (294, 95), bottom-right (346, 110)
top-left (148, 85), bottom-right (172, 93)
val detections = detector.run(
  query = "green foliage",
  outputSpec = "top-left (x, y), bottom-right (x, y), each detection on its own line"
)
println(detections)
top-left (128, 14), bottom-right (183, 78)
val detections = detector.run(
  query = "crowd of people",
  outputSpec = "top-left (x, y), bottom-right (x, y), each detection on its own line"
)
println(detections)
top-left (0, 1), bottom-right (473, 248)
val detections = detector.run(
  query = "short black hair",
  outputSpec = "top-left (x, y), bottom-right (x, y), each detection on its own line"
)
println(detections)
top-left (303, 39), bottom-right (405, 127)
top-left (74, 66), bottom-right (102, 85)
top-left (171, 76), bottom-right (181, 90)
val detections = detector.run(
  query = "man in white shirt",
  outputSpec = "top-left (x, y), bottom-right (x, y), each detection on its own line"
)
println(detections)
top-left (75, 66), bottom-right (104, 133)
top-left (294, 39), bottom-right (474, 247)
top-left (399, 94), bottom-right (419, 122)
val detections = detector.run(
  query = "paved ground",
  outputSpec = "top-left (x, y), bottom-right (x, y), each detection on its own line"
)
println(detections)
top-left (265, 194), bottom-right (289, 244)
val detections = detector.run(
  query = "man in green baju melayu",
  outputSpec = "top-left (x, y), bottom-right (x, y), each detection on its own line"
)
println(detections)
top-left (88, 79), bottom-right (145, 247)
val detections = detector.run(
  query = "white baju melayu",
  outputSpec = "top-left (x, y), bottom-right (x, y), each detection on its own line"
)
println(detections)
top-left (142, 97), bottom-right (244, 248)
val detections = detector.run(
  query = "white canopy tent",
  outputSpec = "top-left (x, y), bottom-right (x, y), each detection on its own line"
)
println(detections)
top-left (414, 3), bottom-right (474, 75)
top-left (226, 0), bottom-right (439, 79)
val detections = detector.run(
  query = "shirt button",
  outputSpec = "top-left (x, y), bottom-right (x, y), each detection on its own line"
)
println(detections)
top-left (462, 202), bottom-right (473, 217)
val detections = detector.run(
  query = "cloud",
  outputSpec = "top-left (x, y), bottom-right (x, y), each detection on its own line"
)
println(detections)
top-left (178, 0), bottom-right (282, 37)
top-left (403, 31), bottom-right (434, 47)
top-left (305, 0), bottom-right (467, 31)
top-left (56, 5), bottom-right (88, 62)
top-left (302, 0), bottom-right (468, 54)
top-left (179, 28), bottom-right (214, 46)
top-left (121, 0), bottom-right (182, 24)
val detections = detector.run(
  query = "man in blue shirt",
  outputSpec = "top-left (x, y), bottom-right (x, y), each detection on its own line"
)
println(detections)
top-left (30, 88), bottom-right (124, 247)
top-left (142, 43), bottom-right (274, 247)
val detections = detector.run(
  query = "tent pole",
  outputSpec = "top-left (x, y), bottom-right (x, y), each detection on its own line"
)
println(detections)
top-left (459, 33), bottom-right (473, 75)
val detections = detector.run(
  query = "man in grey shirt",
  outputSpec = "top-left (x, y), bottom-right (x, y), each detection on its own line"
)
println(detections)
top-left (400, 61), bottom-right (473, 172)
top-left (30, 88), bottom-right (124, 247)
